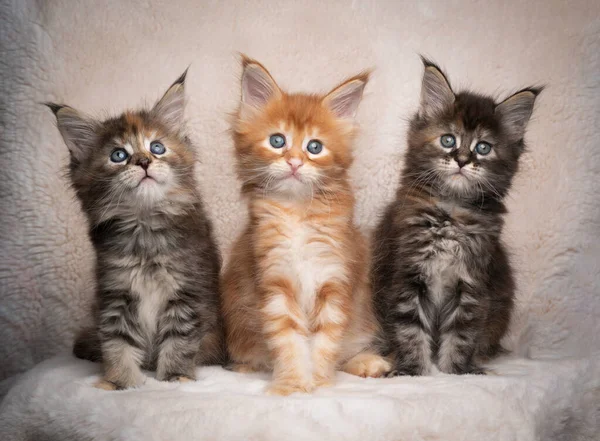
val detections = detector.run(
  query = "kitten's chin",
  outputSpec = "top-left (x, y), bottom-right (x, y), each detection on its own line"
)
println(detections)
top-left (443, 175), bottom-right (479, 198)
top-left (134, 178), bottom-right (168, 204)
top-left (269, 176), bottom-right (313, 199)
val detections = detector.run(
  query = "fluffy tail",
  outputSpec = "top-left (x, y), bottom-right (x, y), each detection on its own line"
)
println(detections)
top-left (73, 327), bottom-right (102, 362)
top-left (197, 324), bottom-right (230, 366)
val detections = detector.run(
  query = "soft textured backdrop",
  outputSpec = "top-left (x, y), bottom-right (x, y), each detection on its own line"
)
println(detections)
top-left (0, 0), bottom-right (599, 435)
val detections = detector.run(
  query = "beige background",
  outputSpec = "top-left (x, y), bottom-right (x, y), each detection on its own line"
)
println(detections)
top-left (1, 0), bottom-right (599, 394)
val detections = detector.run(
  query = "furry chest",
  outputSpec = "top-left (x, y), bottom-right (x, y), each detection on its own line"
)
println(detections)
top-left (417, 219), bottom-right (472, 307)
top-left (106, 256), bottom-right (182, 338)
top-left (259, 215), bottom-right (346, 313)
top-left (131, 265), bottom-right (179, 335)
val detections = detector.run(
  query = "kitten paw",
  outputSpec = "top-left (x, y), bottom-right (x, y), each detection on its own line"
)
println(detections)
top-left (313, 374), bottom-right (334, 389)
top-left (266, 381), bottom-right (313, 396)
top-left (443, 364), bottom-right (488, 375)
top-left (385, 370), bottom-right (399, 378)
top-left (469, 366), bottom-right (488, 375)
top-left (343, 353), bottom-right (393, 378)
top-left (93, 379), bottom-right (120, 391)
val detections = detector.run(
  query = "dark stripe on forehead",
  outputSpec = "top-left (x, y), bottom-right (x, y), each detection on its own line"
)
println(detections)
top-left (454, 92), bottom-right (499, 131)
top-left (125, 112), bottom-right (144, 136)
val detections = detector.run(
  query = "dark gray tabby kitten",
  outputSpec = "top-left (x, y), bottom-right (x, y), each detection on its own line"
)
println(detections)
top-left (47, 72), bottom-right (224, 389)
top-left (373, 58), bottom-right (541, 375)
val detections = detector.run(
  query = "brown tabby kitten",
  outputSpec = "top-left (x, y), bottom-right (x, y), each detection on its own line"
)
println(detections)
top-left (373, 58), bottom-right (541, 376)
top-left (47, 71), bottom-right (223, 390)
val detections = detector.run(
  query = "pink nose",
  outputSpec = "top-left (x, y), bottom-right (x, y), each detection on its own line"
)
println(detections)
top-left (287, 158), bottom-right (303, 173)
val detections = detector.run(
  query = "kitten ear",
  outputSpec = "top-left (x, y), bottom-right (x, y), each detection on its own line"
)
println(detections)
top-left (323, 72), bottom-right (369, 119)
top-left (152, 69), bottom-right (187, 129)
top-left (495, 88), bottom-right (542, 141)
top-left (240, 55), bottom-right (281, 111)
top-left (46, 103), bottom-right (97, 161)
top-left (419, 57), bottom-right (455, 118)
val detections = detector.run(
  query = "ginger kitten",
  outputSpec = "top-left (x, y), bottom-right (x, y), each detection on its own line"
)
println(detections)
top-left (222, 56), bottom-right (391, 395)
top-left (373, 58), bottom-right (541, 376)
top-left (48, 72), bottom-right (223, 389)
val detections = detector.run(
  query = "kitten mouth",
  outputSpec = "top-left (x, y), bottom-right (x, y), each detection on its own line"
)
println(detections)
top-left (450, 170), bottom-right (467, 178)
top-left (285, 173), bottom-right (303, 182)
top-left (137, 175), bottom-right (157, 186)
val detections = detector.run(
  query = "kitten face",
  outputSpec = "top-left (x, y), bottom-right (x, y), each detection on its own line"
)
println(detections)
top-left (48, 72), bottom-right (196, 220)
top-left (76, 113), bottom-right (192, 207)
top-left (233, 56), bottom-right (368, 198)
top-left (406, 58), bottom-right (541, 200)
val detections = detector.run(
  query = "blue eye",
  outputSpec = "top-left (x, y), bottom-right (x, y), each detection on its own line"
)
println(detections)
top-left (307, 139), bottom-right (323, 155)
top-left (475, 142), bottom-right (492, 155)
top-left (440, 134), bottom-right (456, 148)
top-left (150, 141), bottom-right (166, 155)
top-left (269, 134), bottom-right (286, 149)
top-left (110, 148), bottom-right (128, 163)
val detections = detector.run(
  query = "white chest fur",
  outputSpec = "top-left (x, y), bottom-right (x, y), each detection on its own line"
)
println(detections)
top-left (107, 255), bottom-right (182, 339)
top-left (419, 224), bottom-right (471, 308)
top-left (262, 212), bottom-right (347, 314)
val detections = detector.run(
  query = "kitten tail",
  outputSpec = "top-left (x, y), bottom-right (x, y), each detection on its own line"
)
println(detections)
top-left (73, 327), bottom-right (102, 363)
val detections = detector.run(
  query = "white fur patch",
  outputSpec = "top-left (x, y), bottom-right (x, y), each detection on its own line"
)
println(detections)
top-left (268, 324), bottom-right (312, 380)
top-left (265, 212), bottom-right (347, 315)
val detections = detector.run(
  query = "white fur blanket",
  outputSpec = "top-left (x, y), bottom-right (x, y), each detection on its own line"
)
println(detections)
top-left (0, 354), bottom-right (598, 441)
top-left (1, 0), bottom-right (599, 439)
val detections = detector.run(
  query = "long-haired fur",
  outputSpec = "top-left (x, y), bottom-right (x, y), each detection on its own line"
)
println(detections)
top-left (373, 58), bottom-right (541, 375)
top-left (48, 71), bottom-right (224, 389)
top-left (222, 56), bottom-right (391, 395)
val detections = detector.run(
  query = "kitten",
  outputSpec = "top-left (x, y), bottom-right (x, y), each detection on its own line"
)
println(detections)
top-left (372, 58), bottom-right (541, 376)
top-left (47, 71), bottom-right (223, 389)
top-left (222, 56), bottom-right (391, 395)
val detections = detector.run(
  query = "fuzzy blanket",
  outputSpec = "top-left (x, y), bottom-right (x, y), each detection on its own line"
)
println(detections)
top-left (0, 354), bottom-right (598, 441)
top-left (1, 0), bottom-right (599, 439)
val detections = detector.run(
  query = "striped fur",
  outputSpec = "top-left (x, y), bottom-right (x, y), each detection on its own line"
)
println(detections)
top-left (373, 58), bottom-right (541, 376)
top-left (222, 56), bottom-right (390, 395)
top-left (48, 72), bottom-right (223, 389)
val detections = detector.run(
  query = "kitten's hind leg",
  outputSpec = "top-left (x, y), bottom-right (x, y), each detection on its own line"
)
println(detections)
top-left (97, 294), bottom-right (146, 389)
top-left (262, 280), bottom-right (313, 396)
top-left (342, 351), bottom-right (393, 378)
top-left (311, 282), bottom-right (352, 388)
top-left (156, 298), bottom-right (201, 382)
top-left (99, 339), bottom-right (146, 389)
top-left (384, 282), bottom-right (435, 376)
top-left (437, 282), bottom-right (486, 375)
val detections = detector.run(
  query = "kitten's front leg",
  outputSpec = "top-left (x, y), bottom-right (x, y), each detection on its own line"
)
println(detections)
top-left (97, 292), bottom-right (145, 390)
top-left (437, 282), bottom-right (487, 375)
top-left (156, 297), bottom-right (201, 382)
top-left (261, 278), bottom-right (313, 396)
top-left (310, 281), bottom-right (350, 388)
top-left (386, 278), bottom-right (435, 376)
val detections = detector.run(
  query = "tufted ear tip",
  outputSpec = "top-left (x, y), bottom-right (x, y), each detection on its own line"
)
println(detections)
top-left (151, 70), bottom-right (189, 129)
top-left (419, 57), bottom-right (454, 117)
top-left (526, 85), bottom-right (545, 97)
top-left (238, 53), bottom-right (267, 71)
top-left (419, 54), bottom-right (440, 71)
top-left (238, 52), bottom-right (252, 68)
top-left (173, 66), bottom-right (190, 86)
top-left (44, 102), bottom-right (66, 116)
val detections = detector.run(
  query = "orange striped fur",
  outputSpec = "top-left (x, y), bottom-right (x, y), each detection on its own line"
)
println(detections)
top-left (222, 56), bottom-right (391, 395)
